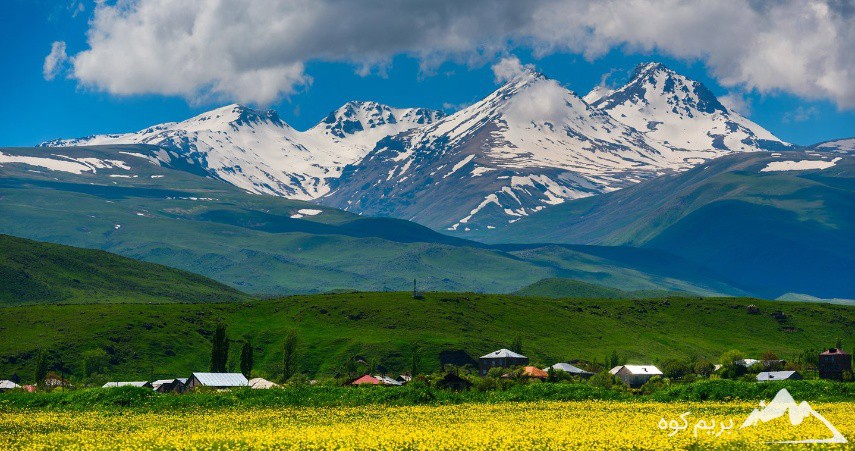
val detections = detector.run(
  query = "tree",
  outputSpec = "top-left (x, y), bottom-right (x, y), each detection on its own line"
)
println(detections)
top-left (283, 329), bottom-right (298, 381)
top-left (607, 350), bottom-right (621, 369)
top-left (511, 336), bottom-right (523, 354)
top-left (240, 341), bottom-right (254, 378)
top-left (34, 349), bottom-right (47, 386)
top-left (82, 348), bottom-right (109, 377)
top-left (209, 323), bottom-right (229, 372)
top-left (410, 344), bottom-right (422, 377)
top-left (760, 350), bottom-right (779, 361)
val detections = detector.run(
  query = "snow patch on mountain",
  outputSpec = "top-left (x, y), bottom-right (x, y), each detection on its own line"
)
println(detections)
top-left (41, 103), bottom-right (443, 200)
top-left (0, 151), bottom-right (132, 175)
top-left (761, 157), bottom-right (841, 172)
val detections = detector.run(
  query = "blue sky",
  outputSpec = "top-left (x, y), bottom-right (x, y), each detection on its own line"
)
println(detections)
top-left (1, 0), bottom-right (852, 147)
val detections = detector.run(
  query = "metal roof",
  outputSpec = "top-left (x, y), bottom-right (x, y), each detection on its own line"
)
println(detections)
top-left (609, 365), bottom-right (623, 374)
top-left (756, 371), bottom-right (800, 381)
top-left (191, 372), bottom-right (249, 387)
top-left (546, 363), bottom-right (592, 374)
top-left (102, 381), bottom-right (150, 388)
top-left (620, 365), bottom-right (663, 375)
top-left (374, 375), bottom-right (403, 386)
top-left (480, 348), bottom-right (527, 359)
top-left (0, 380), bottom-right (21, 389)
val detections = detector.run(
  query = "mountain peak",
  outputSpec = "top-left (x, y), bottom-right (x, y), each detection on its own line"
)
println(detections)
top-left (315, 101), bottom-right (443, 139)
top-left (186, 104), bottom-right (286, 128)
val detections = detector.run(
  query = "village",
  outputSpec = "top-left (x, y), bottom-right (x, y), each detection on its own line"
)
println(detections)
top-left (1, 345), bottom-right (851, 394)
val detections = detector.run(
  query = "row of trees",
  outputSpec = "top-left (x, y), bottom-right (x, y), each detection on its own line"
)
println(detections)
top-left (208, 323), bottom-right (299, 381)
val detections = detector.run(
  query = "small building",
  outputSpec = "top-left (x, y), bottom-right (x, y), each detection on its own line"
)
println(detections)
top-left (545, 363), bottom-right (593, 379)
top-left (436, 372), bottom-right (472, 391)
top-left (757, 371), bottom-right (803, 382)
top-left (479, 349), bottom-right (528, 376)
top-left (0, 380), bottom-right (21, 392)
top-left (184, 372), bottom-right (249, 391)
top-left (614, 365), bottom-right (663, 388)
top-left (396, 374), bottom-right (412, 384)
top-left (737, 359), bottom-right (760, 368)
top-left (375, 375), bottom-right (403, 386)
top-left (152, 378), bottom-right (186, 393)
top-left (819, 348), bottom-right (852, 381)
top-left (102, 381), bottom-right (153, 388)
top-left (248, 378), bottom-right (279, 389)
top-left (522, 366), bottom-right (548, 380)
top-left (350, 374), bottom-right (382, 386)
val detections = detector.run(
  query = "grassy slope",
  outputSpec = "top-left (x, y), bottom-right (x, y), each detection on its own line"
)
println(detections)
top-left (0, 145), bottom-right (741, 296)
top-left (514, 278), bottom-right (685, 299)
top-left (0, 293), bottom-right (851, 381)
top-left (0, 234), bottom-right (249, 305)
top-left (485, 152), bottom-right (855, 299)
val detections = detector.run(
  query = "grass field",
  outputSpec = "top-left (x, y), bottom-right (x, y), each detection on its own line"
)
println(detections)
top-left (1, 292), bottom-right (851, 381)
top-left (1, 399), bottom-right (851, 449)
top-left (0, 234), bottom-right (249, 305)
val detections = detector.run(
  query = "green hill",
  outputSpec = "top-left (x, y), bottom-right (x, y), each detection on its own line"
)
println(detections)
top-left (0, 292), bottom-right (850, 381)
top-left (486, 152), bottom-right (855, 299)
top-left (515, 278), bottom-right (688, 299)
top-left (0, 145), bottom-right (743, 296)
top-left (0, 234), bottom-right (249, 305)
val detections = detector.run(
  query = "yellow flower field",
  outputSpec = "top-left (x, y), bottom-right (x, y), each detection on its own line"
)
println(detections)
top-left (1, 400), bottom-right (852, 450)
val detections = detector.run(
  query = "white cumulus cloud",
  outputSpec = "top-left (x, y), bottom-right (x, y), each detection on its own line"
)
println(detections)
top-left (491, 56), bottom-right (535, 82)
top-left (43, 41), bottom-right (68, 81)
top-left (56, 0), bottom-right (854, 108)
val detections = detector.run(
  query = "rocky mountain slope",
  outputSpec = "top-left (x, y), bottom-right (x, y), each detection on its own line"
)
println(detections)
top-left (39, 63), bottom-right (791, 233)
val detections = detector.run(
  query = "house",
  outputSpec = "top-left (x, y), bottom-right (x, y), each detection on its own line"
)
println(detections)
top-left (522, 366), bottom-right (548, 380)
top-left (102, 381), bottom-right (153, 388)
top-left (152, 378), bottom-right (187, 393)
top-left (375, 375), bottom-right (403, 386)
top-left (819, 348), bottom-right (852, 381)
top-left (436, 372), bottom-right (472, 391)
top-left (249, 378), bottom-right (279, 389)
top-left (44, 374), bottom-right (69, 388)
top-left (396, 374), bottom-right (412, 384)
top-left (350, 374), bottom-right (382, 385)
top-left (183, 372), bottom-right (249, 391)
top-left (545, 363), bottom-right (593, 379)
top-left (756, 371), bottom-right (803, 382)
top-left (0, 380), bottom-right (21, 392)
top-left (737, 359), bottom-right (760, 368)
top-left (479, 349), bottom-right (528, 376)
top-left (613, 365), bottom-right (663, 388)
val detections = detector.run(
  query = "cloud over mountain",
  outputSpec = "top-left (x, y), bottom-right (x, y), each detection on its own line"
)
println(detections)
top-left (56, 0), bottom-right (853, 107)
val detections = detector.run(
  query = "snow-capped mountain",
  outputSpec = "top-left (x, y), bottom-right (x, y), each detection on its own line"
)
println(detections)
top-left (589, 63), bottom-right (790, 153)
top-left (321, 69), bottom-right (744, 231)
top-left (40, 62), bottom-right (798, 233)
top-left (42, 102), bottom-right (443, 199)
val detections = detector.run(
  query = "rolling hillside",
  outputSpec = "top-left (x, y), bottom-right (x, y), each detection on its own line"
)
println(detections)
top-left (485, 152), bottom-right (855, 299)
top-left (0, 145), bottom-right (744, 296)
top-left (514, 278), bottom-right (685, 299)
top-left (0, 234), bottom-right (249, 305)
top-left (0, 293), bottom-right (851, 380)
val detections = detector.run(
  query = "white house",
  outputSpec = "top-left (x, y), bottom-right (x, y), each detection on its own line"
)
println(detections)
top-left (0, 380), bottom-right (21, 391)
